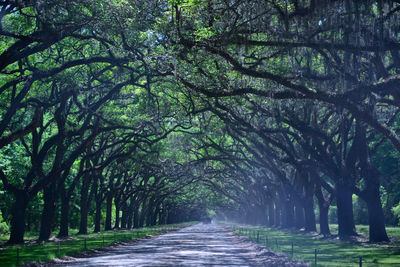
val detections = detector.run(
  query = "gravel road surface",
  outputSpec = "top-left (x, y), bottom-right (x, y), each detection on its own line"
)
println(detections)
top-left (52, 223), bottom-right (307, 267)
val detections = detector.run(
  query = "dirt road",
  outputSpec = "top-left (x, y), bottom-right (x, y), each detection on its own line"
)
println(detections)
top-left (55, 223), bottom-right (307, 267)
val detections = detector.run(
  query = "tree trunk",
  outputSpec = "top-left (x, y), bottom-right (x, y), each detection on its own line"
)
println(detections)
top-left (157, 208), bottom-right (163, 225)
top-left (26, 209), bottom-right (32, 232)
top-left (133, 204), bottom-right (139, 228)
top-left (284, 199), bottom-right (295, 228)
top-left (304, 195), bottom-right (316, 232)
top-left (166, 209), bottom-right (172, 224)
top-left (245, 206), bottom-right (256, 224)
top-left (360, 166), bottom-right (389, 242)
top-left (38, 184), bottom-right (57, 241)
top-left (105, 193), bottom-right (113, 231)
top-left (127, 203), bottom-right (133, 229)
top-left (8, 191), bottom-right (30, 244)
top-left (365, 192), bottom-right (389, 242)
top-left (114, 194), bottom-right (121, 229)
top-left (94, 198), bottom-right (102, 233)
top-left (315, 185), bottom-right (331, 236)
top-left (59, 193), bottom-right (70, 237)
top-left (336, 182), bottom-right (357, 238)
top-left (159, 206), bottom-right (167, 225)
top-left (260, 205), bottom-right (268, 225)
top-left (357, 123), bottom-right (389, 242)
top-left (268, 202), bottom-right (275, 226)
top-left (294, 201), bottom-right (305, 229)
top-left (58, 167), bottom-right (81, 238)
top-left (274, 201), bottom-right (281, 227)
top-left (127, 212), bottom-right (133, 229)
top-left (121, 203), bottom-right (128, 229)
top-left (139, 202), bottom-right (146, 227)
top-left (78, 176), bottom-right (91, 235)
top-left (127, 196), bottom-right (135, 229)
top-left (152, 203), bottom-right (160, 226)
top-left (146, 199), bottom-right (155, 226)
top-left (244, 208), bottom-right (250, 224)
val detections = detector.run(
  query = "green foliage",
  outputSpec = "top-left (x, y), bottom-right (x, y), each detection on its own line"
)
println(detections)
top-left (391, 203), bottom-right (400, 225)
top-left (1, 0), bottom-right (400, 250)
top-left (0, 143), bottom-right (30, 187)
top-left (0, 210), bottom-right (9, 235)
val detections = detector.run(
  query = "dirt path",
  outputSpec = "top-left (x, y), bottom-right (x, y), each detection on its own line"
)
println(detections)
top-left (54, 223), bottom-right (307, 267)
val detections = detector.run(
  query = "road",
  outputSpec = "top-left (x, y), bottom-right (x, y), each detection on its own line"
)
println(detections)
top-left (56, 223), bottom-right (307, 267)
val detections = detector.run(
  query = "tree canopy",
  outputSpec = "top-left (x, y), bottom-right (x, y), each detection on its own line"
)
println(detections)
top-left (1, 0), bottom-right (400, 245)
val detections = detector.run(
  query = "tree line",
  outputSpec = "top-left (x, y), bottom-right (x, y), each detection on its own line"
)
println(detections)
top-left (1, 0), bottom-right (400, 245)
top-left (0, 0), bottom-right (206, 244)
top-left (168, 0), bottom-right (400, 243)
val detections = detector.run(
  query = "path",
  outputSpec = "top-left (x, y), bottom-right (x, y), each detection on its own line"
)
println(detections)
top-left (55, 223), bottom-right (307, 267)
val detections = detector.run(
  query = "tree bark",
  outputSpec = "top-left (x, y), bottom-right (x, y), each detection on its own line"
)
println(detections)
top-left (59, 193), bottom-right (70, 237)
top-left (274, 200), bottom-right (281, 227)
top-left (336, 181), bottom-right (357, 238)
top-left (294, 200), bottom-right (305, 229)
top-left (7, 190), bottom-right (30, 244)
top-left (357, 122), bottom-right (389, 242)
top-left (159, 205), bottom-right (167, 225)
top-left (120, 202), bottom-right (128, 229)
top-left (166, 209), bottom-right (172, 224)
top-left (304, 195), bottom-right (316, 232)
top-left (358, 158), bottom-right (389, 242)
top-left (152, 202), bottom-right (160, 226)
top-left (315, 185), bottom-right (331, 236)
top-left (365, 190), bottom-right (389, 242)
top-left (283, 199), bottom-right (295, 228)
top-left (78, 175), bottom-right (91, 235)
top-left (133, 203), bottom-right (140, 228)
top-left (268, 202), bottom-right (275, 226)
top-left (58, 166), bottom-right (82, 237)
top-left (26, 209), bottom-right (32, 232)
top-left (139, 202), bottom-right (146, 227)
top-left (114, 194), bottom-right (121, 229)
top-left (127, 198), bottom-right (134, 229)
top-left (38, 184), bottom-right (57, 241)
top-left (127, 212), bottom-right (133, 229)
top-left (94, 198), bottom-right (102, 233)
top-left (105, 192), bottom-right (113, 231)
top-left (146, 198), bottom-right (155, 227)
top-left (259, 205), bottom-right (268, 225)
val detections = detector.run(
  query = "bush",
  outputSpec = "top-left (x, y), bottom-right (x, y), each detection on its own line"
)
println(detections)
top-left (392, 203), bottom-right (400, 226)
top-left (0, 211), bottom-right (9, 234)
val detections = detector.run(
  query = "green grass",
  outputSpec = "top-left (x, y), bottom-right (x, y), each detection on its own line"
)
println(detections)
top-left (232, 224), bottom-right (400, 267)
top-left (0, 222), bottom-right (195, 267)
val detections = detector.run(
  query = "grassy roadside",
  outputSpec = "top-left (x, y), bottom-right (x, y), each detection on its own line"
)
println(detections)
top-left (0, 222), bottom-right (195, 267)
top-left (232, 224), bottom-right (400, 267)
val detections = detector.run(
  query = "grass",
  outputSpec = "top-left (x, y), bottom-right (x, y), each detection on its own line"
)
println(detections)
top-left (0, 222), bottom-right (195, 267)
top-left (231, 224), bottom-right (400, 267)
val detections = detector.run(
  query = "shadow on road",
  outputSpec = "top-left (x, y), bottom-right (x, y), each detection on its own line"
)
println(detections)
top-left (49, 223), bottom-right (307, 266)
